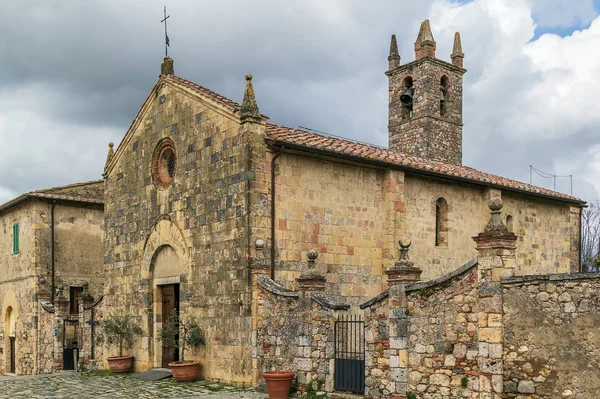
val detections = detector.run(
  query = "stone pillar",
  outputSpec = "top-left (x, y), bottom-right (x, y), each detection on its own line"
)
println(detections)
top-left (251, 239), bottom-right (271, 386)
top-left (472, 198), bottom-right (517, 398)
top-left (386, 238), bottom-right (422, 399)
top-left (53, 289), bottom-right (69, 371)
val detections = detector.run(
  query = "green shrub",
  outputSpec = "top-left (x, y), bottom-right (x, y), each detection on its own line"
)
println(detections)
top-left (158, 311), bottom-right (206, 363)
top-left (99, 315), bottom-right (142, 358)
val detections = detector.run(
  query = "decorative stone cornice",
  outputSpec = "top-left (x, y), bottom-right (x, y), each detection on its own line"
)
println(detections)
top-left (257, 277), bottom-right (299, 298)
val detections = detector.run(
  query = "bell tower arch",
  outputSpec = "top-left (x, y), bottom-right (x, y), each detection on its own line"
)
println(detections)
top-left (387, 21), bottom-right (466, 165)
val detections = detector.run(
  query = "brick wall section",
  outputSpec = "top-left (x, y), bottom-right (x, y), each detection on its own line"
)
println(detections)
top-left (273, 153), bottom-right (390, 303)
top-left (503, 274), bottom-right (600, 398)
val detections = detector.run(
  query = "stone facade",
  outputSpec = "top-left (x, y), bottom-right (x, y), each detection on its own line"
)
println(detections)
top-left (0, 181), bottom-right (104, 375)
top-left (98, 20), bottom-right (585, 391)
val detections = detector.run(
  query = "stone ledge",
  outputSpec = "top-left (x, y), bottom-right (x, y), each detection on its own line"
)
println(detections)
top-left (359, 258), bottom-right (478, 309)
top-left (359, 289), bottom-right (389, 309)
top-left (257, 277), bottom-right (299, 298)
top-left (502, 272), bottom-right (600, 285)
top-left (406, 258), bottom-right (478, 293)
top-left (40, 301), bottom-right (54, 313)
top-left (311, 293), bottom-right (350, 310)
top-left (84, 295), bottom-right (104, 310)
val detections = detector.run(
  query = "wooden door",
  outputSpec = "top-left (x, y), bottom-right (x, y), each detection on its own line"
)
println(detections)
top-left (161, 284), bottom-right (179, 367)
top-left (9, 337), bottom-right (15, 373)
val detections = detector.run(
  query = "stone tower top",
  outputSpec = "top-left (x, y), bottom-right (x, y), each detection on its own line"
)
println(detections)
top-left (388, 34), bottom-right (400, 70)
top-left (240, 74), bottom-right (261, 123)
top-left (386, 20), bottom-right (466, 165)
top-left (451, 32), bottom-right (464, 68)
top-left (414, 20), bottom-right (436, 59)
top-left (161, 56), bottom-right (174, 75)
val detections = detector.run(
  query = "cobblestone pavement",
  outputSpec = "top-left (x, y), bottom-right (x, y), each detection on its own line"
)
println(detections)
top-left (0, 372), bottom-right (268, 399)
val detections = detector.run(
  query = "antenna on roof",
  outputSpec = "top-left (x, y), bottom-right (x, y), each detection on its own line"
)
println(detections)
top-left (529, 165), bottom-right (573, 195)
top-left (298, 125), bottom-right (329, 135)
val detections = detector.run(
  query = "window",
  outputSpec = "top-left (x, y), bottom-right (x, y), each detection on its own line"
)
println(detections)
top-left (152, 139), bottom-right (177, 189)
top-left (435, 197), bottom-right (448, 247)
top-left (69, 287), bottom-right (83, 314)
top-left (440, 75), bottom-right (449, 116)
top-left (12, 223), bottom-right (18, 254)
top-left (506, 215), bottom-right (514, 233)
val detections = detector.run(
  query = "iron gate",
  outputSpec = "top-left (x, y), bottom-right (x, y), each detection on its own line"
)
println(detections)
top-left (334, 315), bottom-right (365, 393)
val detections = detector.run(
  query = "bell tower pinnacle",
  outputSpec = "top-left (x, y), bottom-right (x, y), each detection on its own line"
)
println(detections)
top-left (386, 21), bottom-right (466, 165)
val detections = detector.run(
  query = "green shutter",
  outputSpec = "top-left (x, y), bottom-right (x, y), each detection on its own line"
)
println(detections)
top-left (13, 223), bottom-right (18, 254)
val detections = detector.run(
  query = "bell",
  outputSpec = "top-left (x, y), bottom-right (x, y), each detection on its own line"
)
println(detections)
top-left (440, 90), bottom-right (445, 102)
top-left (400, 87), bottom-right (414, 108)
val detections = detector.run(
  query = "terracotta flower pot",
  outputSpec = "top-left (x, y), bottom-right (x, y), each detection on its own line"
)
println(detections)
top-left (107, 356), bottom-right (133, 373)
top-left (263, 371), bottom-right (295, 399)
top-left (169, 360), bottom-right (200, 382)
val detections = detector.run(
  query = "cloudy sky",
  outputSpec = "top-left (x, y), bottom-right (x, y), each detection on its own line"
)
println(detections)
top-left (1, 0), bottom-right (599, 203)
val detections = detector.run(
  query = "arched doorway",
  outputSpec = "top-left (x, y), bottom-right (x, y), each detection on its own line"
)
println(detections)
top-left (152, 245), bottom-right (183, 368)
top-left (4, 306), bottom-right (15, 374)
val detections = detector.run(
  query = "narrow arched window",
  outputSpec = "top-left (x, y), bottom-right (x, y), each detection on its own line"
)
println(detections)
top-left (435, 197), bottom-right (448, 246)
top-left (401, 76), bottom-right (414, 119)
top-left (440, 75), bottom-right (449, 116)
top-left (506, 215), bottom-right (514, 233)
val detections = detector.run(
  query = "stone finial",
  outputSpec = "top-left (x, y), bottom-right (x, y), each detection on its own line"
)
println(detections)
top-left (297, 249), bottom-right (325, 291)
top-left (161, 56), bottom-right (174, 75)
top-left (386, 237), bottom-right (422, 285)
top-left (307, 249), bottom-right (318, 268)
top-left (473, 197), bottom-right (518, 249)
top-left (240, 73), bottom-right (261, 123)
top-left (105, 142), bottom-right (114, 170)
top-left (451, 32), bottom-right (464, 68)
top-left (255, 239), bottom-right (265, 250)
top-left (414, 20), bottom-right (436, 59)
top-left (388, 34), bottom-right (400, 70)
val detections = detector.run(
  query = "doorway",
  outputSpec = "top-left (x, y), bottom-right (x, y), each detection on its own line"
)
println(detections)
top-left (161, 283), bottom-right (180, 368)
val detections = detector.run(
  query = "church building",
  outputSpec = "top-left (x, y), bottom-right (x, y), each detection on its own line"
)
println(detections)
top-left (101, 20), bottom-right (584, 384)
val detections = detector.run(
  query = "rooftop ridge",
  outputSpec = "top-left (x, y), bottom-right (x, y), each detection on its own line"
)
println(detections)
top-left (265, 123), bottom-right (582, 203)
top-left (161, 74), bottom-right (240, 110)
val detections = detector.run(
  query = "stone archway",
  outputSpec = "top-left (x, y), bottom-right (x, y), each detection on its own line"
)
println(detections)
top-left (2, 290), bottom-right (18, 374)
top-left (142, 216), bottom-right (189, 369)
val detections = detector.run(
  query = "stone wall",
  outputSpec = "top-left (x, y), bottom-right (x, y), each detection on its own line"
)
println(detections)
top-left (503, 274), bottom-right (600, 398)
top-left (273, 153), bottom-right (403, 303)
top-left (404, 175), bottom-right (580, 281)
top-left (254, 277), bottom-right (345, 393)
top-left (404, 264), bottom-right (479, 397)
top-left (103, 80), bottom-right (257, 383)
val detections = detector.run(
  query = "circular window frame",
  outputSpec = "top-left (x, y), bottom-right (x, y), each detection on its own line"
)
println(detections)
top-left (152, 139), bottom-right (177, 189)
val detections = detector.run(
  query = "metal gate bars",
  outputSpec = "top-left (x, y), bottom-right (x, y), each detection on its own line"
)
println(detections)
top-left (334, 314), bottom-right (365, 393)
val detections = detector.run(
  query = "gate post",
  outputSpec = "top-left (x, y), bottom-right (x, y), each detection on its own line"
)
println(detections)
top-left (53, 288), bottom-right (69, 371)
top-left (386, 238), bottom-right (421, 398)
top-left (472, 198), bottom-right (517, 398)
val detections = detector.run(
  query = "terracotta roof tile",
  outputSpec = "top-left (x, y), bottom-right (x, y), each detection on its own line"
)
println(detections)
top-left (0, 180), bottom-right (104, 215)
top-left (265, 124), bottom-right (582, 203)
top-left (161, 75), bottom-right (240, 111)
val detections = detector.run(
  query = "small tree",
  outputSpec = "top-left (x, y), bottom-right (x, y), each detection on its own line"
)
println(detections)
top-left (100, 315), bottom-right (143, 358)
top-left (159, 312), bottom-right (205, 363)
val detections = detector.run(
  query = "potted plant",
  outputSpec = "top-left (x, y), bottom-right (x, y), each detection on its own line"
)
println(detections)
top-left (99, 315), bottom-right (142, 373)
top-left (159, 312), bottom-right (206, 382)
top-left (262, 370), bottom-right (296, 399)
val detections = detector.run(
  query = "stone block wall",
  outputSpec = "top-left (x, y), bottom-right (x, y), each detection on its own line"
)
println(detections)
top-left (404, 265), bottom-right (479, 397)
top-left (103, 81), bottom-right (257, 382)
top-left (254, 277), bottom-right (345, 393)
top-left (503, 274), bottom-right (600, 398)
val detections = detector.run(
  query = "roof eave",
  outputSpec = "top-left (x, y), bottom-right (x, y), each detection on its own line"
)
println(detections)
top-left (265, 139), bottom-right (585, 206)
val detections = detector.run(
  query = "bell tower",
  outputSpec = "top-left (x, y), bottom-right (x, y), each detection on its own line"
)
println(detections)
top-left (387, 21), bottom-right (466, 165)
